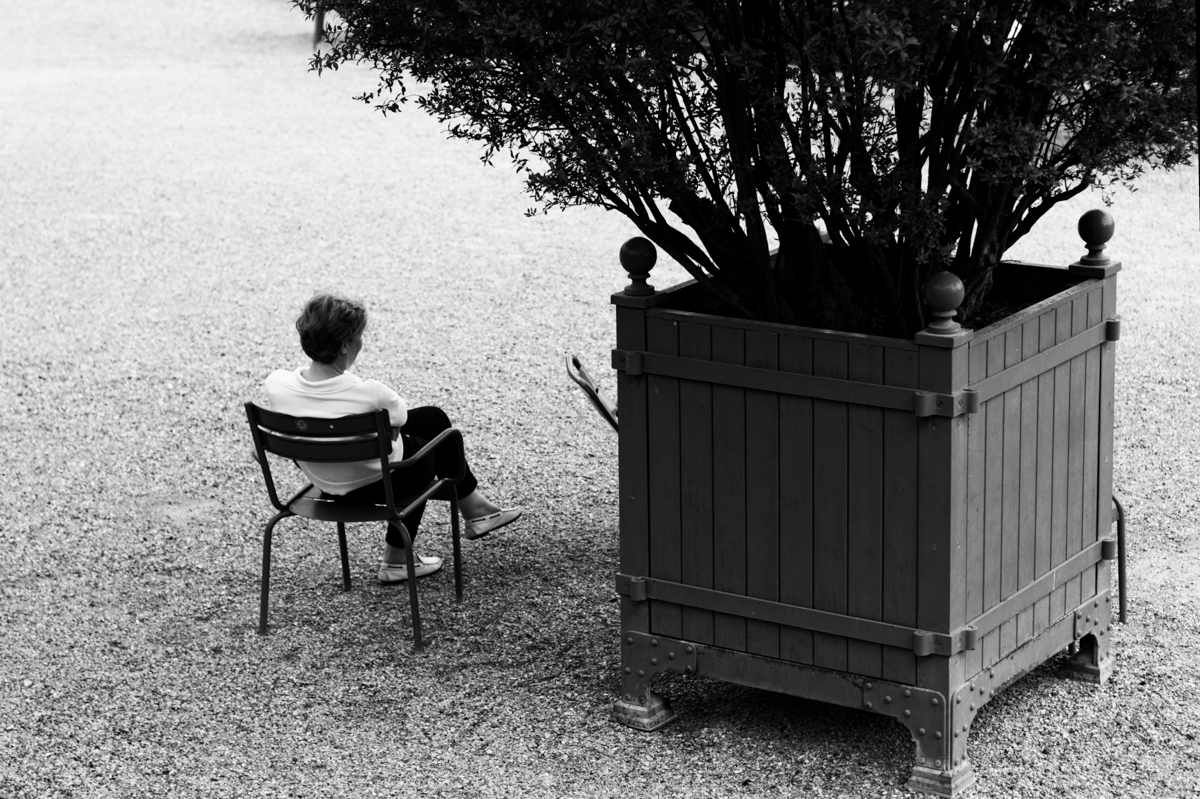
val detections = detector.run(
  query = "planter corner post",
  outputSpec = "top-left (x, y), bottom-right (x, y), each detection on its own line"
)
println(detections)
top-left (905, 271), bottom-right (979, 796)
top-left (1065, 208), bottom-right (1120, 684)
top-left (611, 237), bottom-right (678, 731)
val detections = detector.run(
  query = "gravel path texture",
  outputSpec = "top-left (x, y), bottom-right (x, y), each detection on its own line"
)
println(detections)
top-left (2, 1), bottom-right (1198, 797)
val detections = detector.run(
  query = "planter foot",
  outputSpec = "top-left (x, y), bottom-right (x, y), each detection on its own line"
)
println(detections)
top-left (1065, 649), bottom-right (1114, 684)
top-left (1065, 625), bottom-right (1114, 685)
top-left (907, 759), bottom-right (976, 798)
top-left (612, 691), bottom-right (675, 731)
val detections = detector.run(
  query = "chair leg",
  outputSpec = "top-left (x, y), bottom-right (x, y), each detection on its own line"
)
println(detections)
top-left (259, 512), bottom-right (287, 635)
top-left (450, 488), bottom-right (463, 602)
top-left (390, 520), bottom-right (423, 651)
top-left (337, 522), bottom-right (351, 591)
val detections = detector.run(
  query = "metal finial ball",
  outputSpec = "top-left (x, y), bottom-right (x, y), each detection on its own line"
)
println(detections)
top-left (925, 271), bottom-right (965, 314)
top-left (1078, 209), bottom-right (1115, 247)
top-left (620, 237), bottom-right (657, 273)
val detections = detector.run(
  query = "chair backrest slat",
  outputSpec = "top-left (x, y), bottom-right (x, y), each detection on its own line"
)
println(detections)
top-left (257, 433), bottom-right (387, 463)
top-left (252, 405), bottom-right (382, 437)
top-left (245, 404), bottom-right (394, 512)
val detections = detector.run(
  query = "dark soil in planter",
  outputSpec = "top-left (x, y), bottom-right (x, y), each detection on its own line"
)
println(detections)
top-left (662, 260), bottom-right (1082, 340)
top-left (966, 260), bottom-right (1083, 331)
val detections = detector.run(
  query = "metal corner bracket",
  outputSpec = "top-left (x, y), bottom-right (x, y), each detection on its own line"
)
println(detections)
top-left (913, 390), bottom-right (977, 418)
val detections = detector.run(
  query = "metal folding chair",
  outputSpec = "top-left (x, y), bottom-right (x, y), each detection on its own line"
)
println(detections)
top-left (245, 403), bottom-right (466, 650)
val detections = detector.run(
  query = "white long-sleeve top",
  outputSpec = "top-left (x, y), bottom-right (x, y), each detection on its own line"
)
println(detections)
top-left (263, 368), bottom-right (409, 494)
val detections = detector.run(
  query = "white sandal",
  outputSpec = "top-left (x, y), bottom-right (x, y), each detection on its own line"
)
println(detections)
top-left (377, 553), bottom-right (443, 583)
top-left (463, 508), bottom-right (523, 540)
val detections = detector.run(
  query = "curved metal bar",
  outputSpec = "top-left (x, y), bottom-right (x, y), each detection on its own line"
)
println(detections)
top-left (1113, 494), bottom-right (1127, 623)
top-left (567, 354), bottom-right (619, 432)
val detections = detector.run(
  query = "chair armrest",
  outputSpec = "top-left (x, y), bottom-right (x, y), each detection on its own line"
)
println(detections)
top-left (388, 428), bottom-right (467, 485)
top-left (395, 478), bottom-right (453, 520)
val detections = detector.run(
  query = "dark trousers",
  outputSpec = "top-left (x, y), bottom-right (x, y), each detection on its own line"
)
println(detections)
top-left (341, 406), bottom-right (478, 547)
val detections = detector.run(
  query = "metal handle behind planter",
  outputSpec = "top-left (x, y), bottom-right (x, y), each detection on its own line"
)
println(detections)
top-left (566, 355), bottom-right (619, 432)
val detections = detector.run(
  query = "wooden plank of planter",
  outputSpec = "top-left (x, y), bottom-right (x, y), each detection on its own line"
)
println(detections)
top-left (1019, 319), bottom-right (1040, 592)
top-left (647, 317), bottom-right (682, 639)
top-left (1035, 311), bottom-right (1056, 635)
top-left (616, 306), bottom-right (650, 632)
top-left (779, 333), bottom-right (815, 666)
top-left (984, 337), bottom-right (1005, 609)
top-left (982, 335), bottom-right (1005, 667)
top-left (881, 346), bottom-right (918, 685)
top-left (813, 338), bottom-right (849, 672)
top-left (746, 330), bottom-right (781, 659)
top-left (712, 325), bottom-right (748, 652)
top-left (1081, 287), bottom-right (1103, 601)
top-left (1066, 294), bottom-right (1088, 613)
top-left (847, 343), bottom-right (884, 679)
top-left (679, 320), bottom-right (715, 646)
top-left (1002, 329), bottom-right (1022, 607)
top-left (1016, 606), bottom-right (1033, 651)
top-left (1007, 320), bottom-right (1039, 659)
top-left (1000, 329), bottom-right (1022, 659)
top-left (1050, 304), bottom-right (1071, 623)
top-left (964, 342), bottom-right (987, 679)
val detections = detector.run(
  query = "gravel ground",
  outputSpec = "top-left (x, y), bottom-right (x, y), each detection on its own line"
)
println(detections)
top-left (1, 1), bottom-right (1197, 797)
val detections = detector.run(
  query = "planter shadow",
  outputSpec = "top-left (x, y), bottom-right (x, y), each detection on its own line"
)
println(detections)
top-left (609, 212), bottom-right (1122, 797)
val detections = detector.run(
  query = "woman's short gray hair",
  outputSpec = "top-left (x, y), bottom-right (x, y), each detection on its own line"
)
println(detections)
top-left (295, 293), bottom-right (367, 364)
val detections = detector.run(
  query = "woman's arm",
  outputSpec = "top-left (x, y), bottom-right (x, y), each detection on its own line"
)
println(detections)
top-left (367, 379), bottom-right (409, 431)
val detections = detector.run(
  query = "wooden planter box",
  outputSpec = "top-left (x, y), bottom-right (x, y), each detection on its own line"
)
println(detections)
top-left (609, 250), bottom-right (1120, 796)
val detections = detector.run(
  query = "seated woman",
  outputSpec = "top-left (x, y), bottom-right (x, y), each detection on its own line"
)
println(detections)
top-left (264, 293), bottom-right (521, 584)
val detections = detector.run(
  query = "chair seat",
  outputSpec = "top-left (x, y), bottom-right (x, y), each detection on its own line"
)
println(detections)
top-left (289, 482), bottom-right (461, 523)
top-left (291, 490), bottom-right (394, 523)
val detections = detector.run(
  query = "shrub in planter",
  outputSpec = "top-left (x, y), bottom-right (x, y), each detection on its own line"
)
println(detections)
top-left (305, 0), bottom-right (1194, 793)
top-left (306, 0), bottom-right (1194, 336)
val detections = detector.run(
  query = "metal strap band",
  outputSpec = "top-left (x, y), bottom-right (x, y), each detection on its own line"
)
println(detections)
top-left (611, 350), bottom-right (968, 417)
top-left (969, 320), bottom-right (1112, 404)
top-left (615, 575), bottom-right (969, 656)
top-left (617, 536), bottom-right (1112, 657)
top-left (963, 537), bottom-right (1110, 640)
